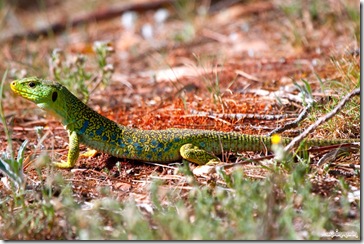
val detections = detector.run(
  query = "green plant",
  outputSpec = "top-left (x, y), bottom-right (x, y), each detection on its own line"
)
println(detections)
top-left (279, 0), bottom-right (359, 49)
top-left (192, 54), bottom-right (235, 109)
top-left (50, 49), bottom-right (91, 103)
top-left (93, 41), bottom-right (115, 87)
top-left (307, 56), bottom-right (359, 135)
top-left (49, 41), bottom-right (114, 103)
top-left (0, 70), bottom-right (26, 190)
top-left (0, 140), bottom-right (27, 191)
top-left (172, 0), bottom-right (197, 43)
top-left (344, 3), bottom-right (360, 42)
top-left (172, 0), bottom-right (209, 43)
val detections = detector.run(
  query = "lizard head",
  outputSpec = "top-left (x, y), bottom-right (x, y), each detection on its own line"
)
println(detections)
top-left (11, 77), bottom-right (70, 119)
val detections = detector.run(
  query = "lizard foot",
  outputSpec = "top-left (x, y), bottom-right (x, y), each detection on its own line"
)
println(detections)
top-left (80, 148), bottom-right (99, 158)
top-left (180, 143), bottom-right (221, 165)
top-left (52, 160), bottom-right (74, 169)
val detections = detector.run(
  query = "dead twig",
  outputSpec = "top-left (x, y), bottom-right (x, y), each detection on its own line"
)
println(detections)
top-left (235, 70), bottom-right (262, 83)
top-left (284, 88), bottom-right (360, 152)
top-left (267, 102), bottom-right (312, 136)
top-left (316, 145), bottom-right (359, 166)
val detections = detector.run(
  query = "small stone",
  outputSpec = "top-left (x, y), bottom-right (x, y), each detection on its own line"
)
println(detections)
top-left (193, 165), bottom-right (216, 176)
top-left (114, 182), bottom-right (131, 191)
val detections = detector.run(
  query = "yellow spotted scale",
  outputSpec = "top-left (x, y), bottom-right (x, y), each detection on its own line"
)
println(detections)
top-left (10, 77), bottom-right (359, 168)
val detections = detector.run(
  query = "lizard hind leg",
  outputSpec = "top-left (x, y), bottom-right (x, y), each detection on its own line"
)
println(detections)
top-left (180, 143), bottom-right (220, 165)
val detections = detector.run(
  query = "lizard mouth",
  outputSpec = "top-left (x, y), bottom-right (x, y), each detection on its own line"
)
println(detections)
top-left (10, 82), bottom-right (41, 101)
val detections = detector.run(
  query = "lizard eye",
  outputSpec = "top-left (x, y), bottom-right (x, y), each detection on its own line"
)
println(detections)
top-left (28, 82), bottom-right (36, 88)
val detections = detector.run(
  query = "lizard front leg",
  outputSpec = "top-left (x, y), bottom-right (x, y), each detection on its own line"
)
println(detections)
top-left (53, 130), bottom-right (80, 168)
top-left (180, 143), bottom-right (220, 165)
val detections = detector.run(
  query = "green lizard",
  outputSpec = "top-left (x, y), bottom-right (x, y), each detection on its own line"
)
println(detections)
top-left (10, 77), bottom-right (359, 168)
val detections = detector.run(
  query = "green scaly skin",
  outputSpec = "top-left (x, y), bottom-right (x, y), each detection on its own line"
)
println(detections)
top-left (10, 77), bottom-right (359, 168)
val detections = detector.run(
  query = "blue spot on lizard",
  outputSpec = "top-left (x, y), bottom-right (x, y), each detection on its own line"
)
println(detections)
top-left (79, 120), bottom-right (89, 134)
top-left (96, 126), bottom-right (104, 136)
